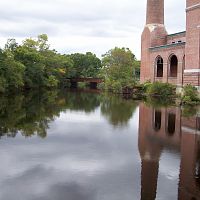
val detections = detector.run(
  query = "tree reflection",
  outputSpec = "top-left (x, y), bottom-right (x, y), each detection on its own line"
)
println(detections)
top-left (101, 94), bottom-right (138, 127)
top-left (0, 90), bottom-right (101, 139)
top-left (0, 90), bottom-right (62, 138)
top-left (0, 90), bottom-right (139, 138)
top-left (144, 96), bottom-right (175, 108)
top-left (182, 105), bottom-right (199, 117)
top-left (64, 90), bottom-right (100, 113)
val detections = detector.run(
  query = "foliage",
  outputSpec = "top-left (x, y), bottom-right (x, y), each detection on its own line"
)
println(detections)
top-left (0, 35), bottom-right (142, 92)
top-left (0, 49), bottom-right (25, 92)
top-left (100, 47), bottom-right (139, 93)
top-left (69, 52), bottom-right (102, 78)
top-left (140, 81), bottom-right (151, 93)
top-left (0, 34), bottom-right (102, 92)
top-left (145, 82), bottom-right (176, 97)
top-left (182, 84), bottom-right (200, 105)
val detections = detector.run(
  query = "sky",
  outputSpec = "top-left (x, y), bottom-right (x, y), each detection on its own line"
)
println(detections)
top-left (0, 0), bottom-right (186, 59)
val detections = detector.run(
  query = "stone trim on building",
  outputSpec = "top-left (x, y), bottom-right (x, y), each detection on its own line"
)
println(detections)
top-left (184, 69), bottom-right (200, 73)
top-left (186, 3), bottom-right (200, 12)
top-left (149, 42), bottom-right (186, 51)
top-left (167, 31), bottom-right (186, 37)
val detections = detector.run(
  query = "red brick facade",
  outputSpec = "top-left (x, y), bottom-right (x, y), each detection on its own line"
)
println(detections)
top-left (141, 0), bottom-right (200, 90)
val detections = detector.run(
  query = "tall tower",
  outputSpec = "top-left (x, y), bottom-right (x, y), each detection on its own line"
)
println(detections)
top-left (184, 0), bottom-right (200, 88)
top-left (146, 0), bottom-right (164, 25)
top-left (140, 0), bottom-right (167, 83)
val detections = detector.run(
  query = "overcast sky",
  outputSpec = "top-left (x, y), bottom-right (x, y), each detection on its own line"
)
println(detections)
top-left (0, 0), bottom-right (185, 59)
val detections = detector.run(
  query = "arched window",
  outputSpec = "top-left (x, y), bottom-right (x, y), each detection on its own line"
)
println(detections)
top-left (156, 57), bottom-right (163, 77)
top-left (169, 55), bottom-right (178, 77)
top-left (167, 113), bottom-right (176, 136)
top-left (154, 110), bottom-right (162, 131)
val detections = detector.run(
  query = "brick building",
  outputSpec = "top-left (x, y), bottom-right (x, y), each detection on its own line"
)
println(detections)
top-left (141, 0), bottom-right (200, 90)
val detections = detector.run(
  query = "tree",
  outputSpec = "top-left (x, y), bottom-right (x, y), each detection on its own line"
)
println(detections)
top-left (38, 34), bottom-right (50, 52)
top-left (4, 39), bottom-right (18, 52)
top-left (101, 47), bottom-right (138, 93)
top-left (0, 48), bottom-right (25, 92)
top-left (0, 34), bottom-right (103, 92)
top-left (14, 35), bottom-right (74, 88)
top-left (69, 52), bottom-right (101, 78)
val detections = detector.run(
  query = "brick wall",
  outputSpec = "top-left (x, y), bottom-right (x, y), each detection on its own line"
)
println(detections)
top-left (185, 8), bottom-right (200, 71)
top-left (149, 44), bottom-right (185, 85)
top-left (167, 32), bottom-right (186, 45)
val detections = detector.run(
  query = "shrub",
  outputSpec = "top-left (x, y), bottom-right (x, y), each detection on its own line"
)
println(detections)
top-left (182, 84), bottom-right (200, 105)
top-left (110, 81), bottom-right (122, 93)
top-left (142, 81), bottom-right (152, 92)
top-left (146, 82), bottom-right (175, 97)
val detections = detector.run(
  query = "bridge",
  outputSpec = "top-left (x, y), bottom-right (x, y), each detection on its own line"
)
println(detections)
top-left (68, 78), bottom-right (103, 89)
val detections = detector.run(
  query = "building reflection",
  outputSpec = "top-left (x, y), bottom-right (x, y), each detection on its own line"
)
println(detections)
top-left (138, 104), bottom-right (200, 200)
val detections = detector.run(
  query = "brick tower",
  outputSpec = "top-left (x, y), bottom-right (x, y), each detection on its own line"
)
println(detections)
top-left (141, 0), bottom-right (167, 83)
top-left (184, 0), bottom-right (200, 88)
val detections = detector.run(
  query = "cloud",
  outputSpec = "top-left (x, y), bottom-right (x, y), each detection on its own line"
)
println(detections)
top-left (0, 0), bottom-right (185, 58)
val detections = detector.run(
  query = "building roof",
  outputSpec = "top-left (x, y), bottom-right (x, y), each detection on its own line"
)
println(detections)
top-left (149, 42), bottom-right (186, 51)
top-left (167, 31), bottom-right (186, 37)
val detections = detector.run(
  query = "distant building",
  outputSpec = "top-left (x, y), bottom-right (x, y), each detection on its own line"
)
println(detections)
top-left (141, 0), bottom-right (200, 90)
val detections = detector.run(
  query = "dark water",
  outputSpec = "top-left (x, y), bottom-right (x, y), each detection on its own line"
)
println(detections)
top-left (0, 90), bottom-right (200, 200)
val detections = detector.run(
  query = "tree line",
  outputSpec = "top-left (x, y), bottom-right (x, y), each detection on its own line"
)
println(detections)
top-left (0, 34), bottom-right (140, 93)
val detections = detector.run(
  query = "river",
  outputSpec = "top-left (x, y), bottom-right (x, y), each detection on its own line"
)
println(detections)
top-left (0, 89), bottom-right (199, 200)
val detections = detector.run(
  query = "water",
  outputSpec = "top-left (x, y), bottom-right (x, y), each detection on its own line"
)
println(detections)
top-left (0, 89), bottom-right (199, 200)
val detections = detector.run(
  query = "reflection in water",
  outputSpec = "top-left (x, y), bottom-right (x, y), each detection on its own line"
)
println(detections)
top-left (0, 90), bottom-right (200, 200)
top-left (0, 90), bottom-right (101, 139)
top-left (64, 90), bottom-right (101, 113)
top-left (167, 113), bottom-right (176, 135)
top-left (139, 103), bottom-right (200, 200)
top-left (101, 94), bottom-right (138, 127)
top-left (154, 110), bottom-right (161, 131)
top-left (197, 118), bottom-right (200, 131)
top-left (0, 90), bottom-right (140, 200)
top-left (0, 90), bottom-right (138, 138)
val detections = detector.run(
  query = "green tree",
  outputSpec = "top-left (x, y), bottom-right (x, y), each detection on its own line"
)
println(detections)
top-left (0, 34), bottom-right (102, 92)
top-left (0, 47), bottom-right (25, 92)
top-left (14, 37), bottom-right (46, 88)
top-left (69, 52), bottom-right (101, 78)
top-left (101, 47), bottom-right (138, 93)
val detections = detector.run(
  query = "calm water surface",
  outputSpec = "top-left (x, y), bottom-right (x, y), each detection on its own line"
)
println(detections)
top-left (0, 90), bottom-right (199, 200)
